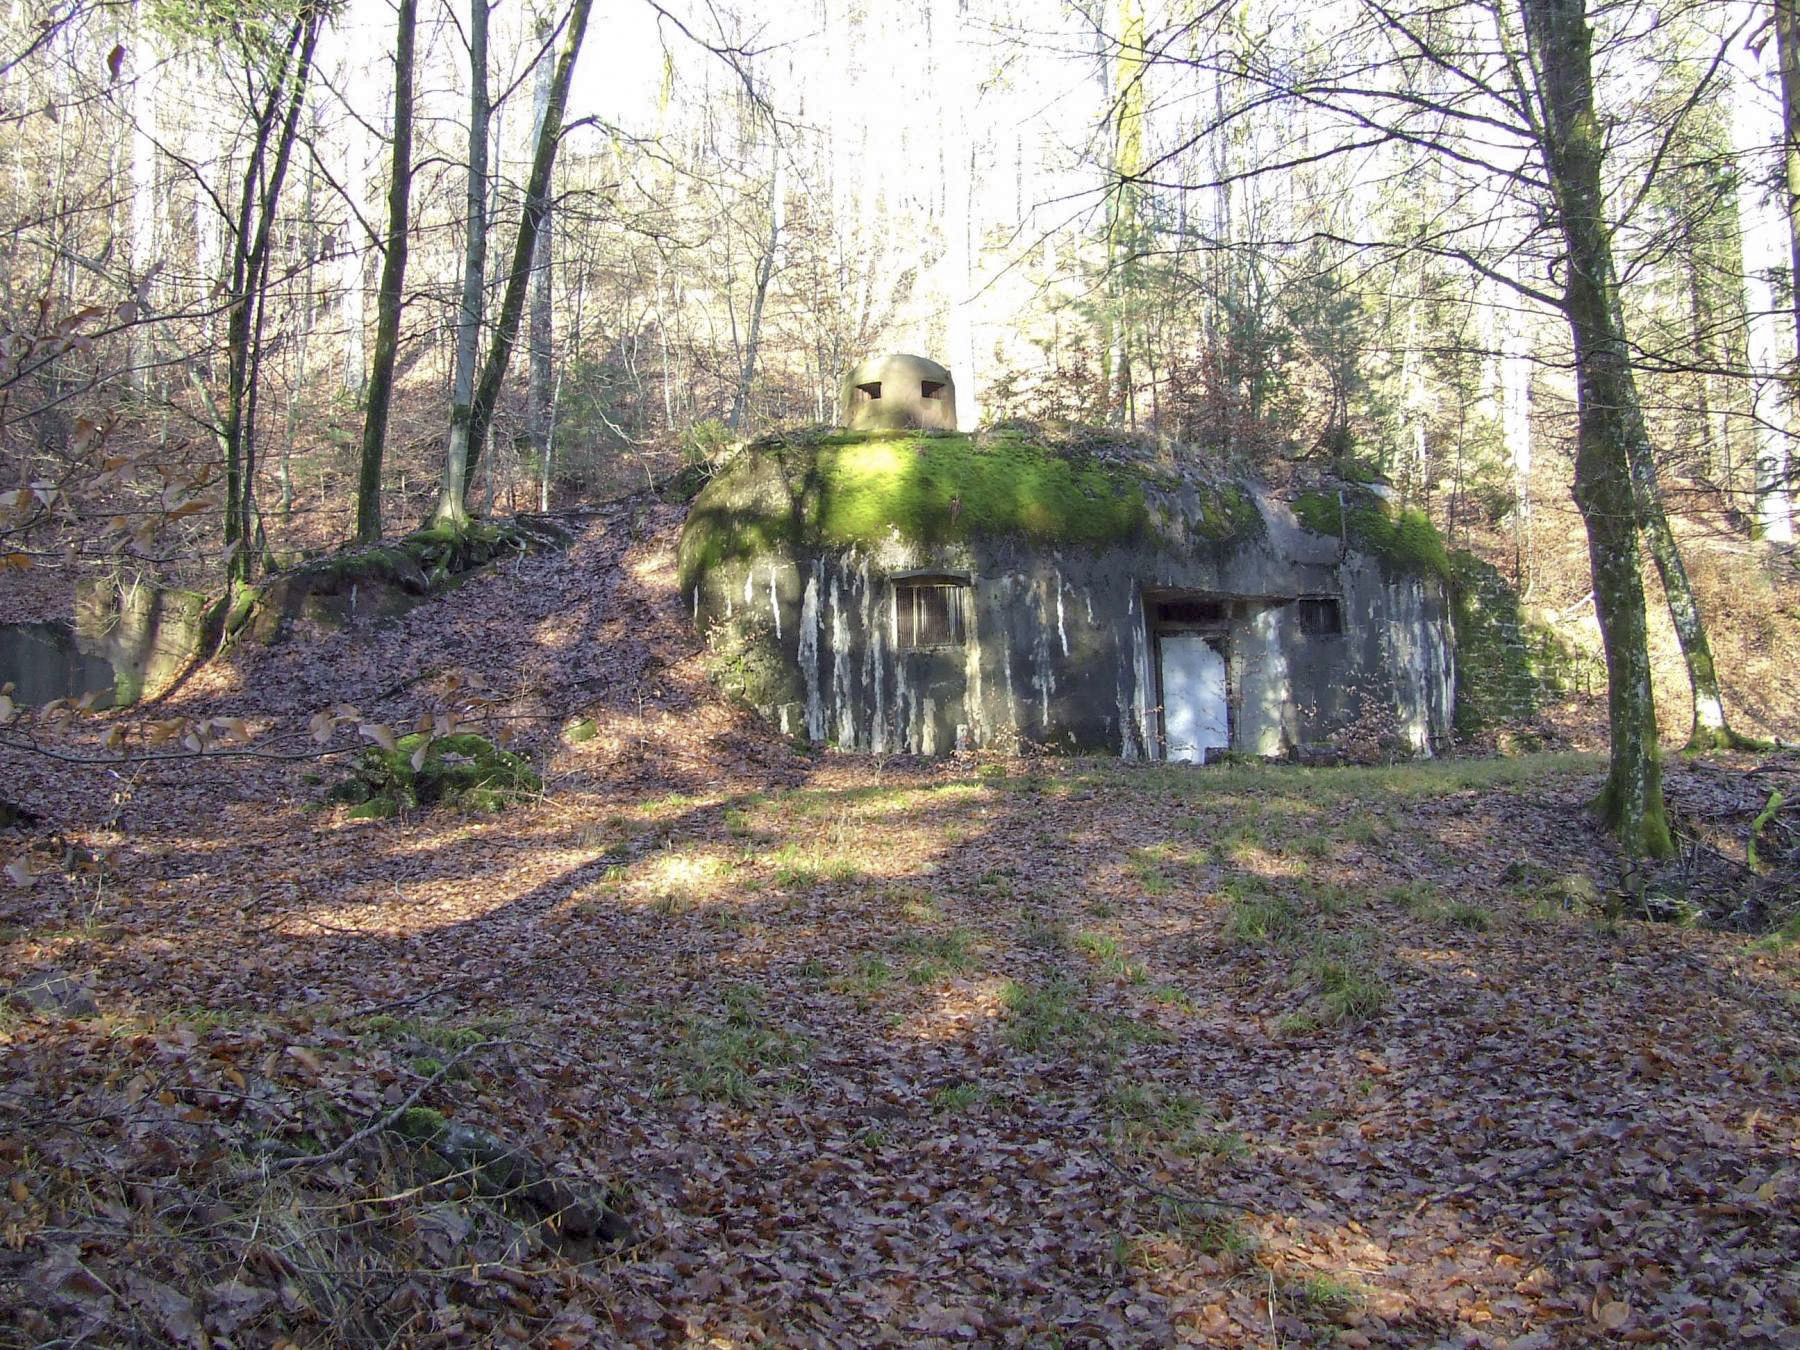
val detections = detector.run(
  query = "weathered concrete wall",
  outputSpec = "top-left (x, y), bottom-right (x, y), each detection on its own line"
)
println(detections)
top-left (0, 621), bottom-right (118, 707)
top-left (73, 578), bottom-right (214, 703)
top-left (691, 486), bottom-right (1456, 759)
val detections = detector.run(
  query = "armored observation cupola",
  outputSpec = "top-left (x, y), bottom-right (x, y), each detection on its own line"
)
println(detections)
top-left (839, 353), bottom-right (958, 432)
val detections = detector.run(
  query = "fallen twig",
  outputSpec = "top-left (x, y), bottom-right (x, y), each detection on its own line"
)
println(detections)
top-left (248, 1039), bottom-right (508, 1177)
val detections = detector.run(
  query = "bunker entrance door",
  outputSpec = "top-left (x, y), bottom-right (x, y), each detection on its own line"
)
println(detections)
top-left (1159, 633), bottom-right (1229, 764)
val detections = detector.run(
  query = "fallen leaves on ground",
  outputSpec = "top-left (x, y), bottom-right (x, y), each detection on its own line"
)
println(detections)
top-left (1, 502), bottom-right (1796, 1347)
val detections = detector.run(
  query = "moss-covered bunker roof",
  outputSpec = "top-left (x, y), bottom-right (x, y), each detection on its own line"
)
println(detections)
top-left (679, 428), bottom-right (1263, 590)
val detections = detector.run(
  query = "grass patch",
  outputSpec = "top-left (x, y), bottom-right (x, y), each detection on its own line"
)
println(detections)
top-left (1387, 878), bottom-right (1445, 919)
top-left (1021, 911), bottom-right (1068, 951)
top-left (1446, 900), bottom-right (1491, 930)
top-left (999, 977), bottom-right (1091, 1053)
top-left (767, 842), bottom-right (860, 887)
top-left (1075, 930), bottom-right (1148, 984)
top-left (1126, 844), bottom-right (1179, 895)
top-left (1294, 1271), bottom-right (1366, 1312)
top-left (896, 927), bottom-right (977, 973)
top-left (676, 985), bottom-right (808, 1104)
top-left (929, 1082), bottom-right (984, 1113)
top-left (1297, 937), bottom-right (1390, 1026)
top-left (832, 953), bottom-right (894, 1001)
top-left (1185, 1125), bottom-right (1249, 1161)
top-left (1224, 893), bottom-right (1300, 945)
top-left (1107, 1083), bottom-right (1203, 1141)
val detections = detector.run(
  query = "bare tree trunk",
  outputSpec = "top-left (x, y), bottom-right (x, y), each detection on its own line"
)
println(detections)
top-left (1625, 446), bottom-right (1757, 749)
top-left (1774, 0), bottom-right (1800, 397)
top-left (354, 0), bottom-right (415, 543)
top-left (1521, 0), bottom-right (1673, 857)
top-left (1730, 29), bottom-right (1797, 544)
top-left (729, 133), bottom-right (782, 434)
top-left (222, 11), bottom-right (322, 583)
top-left (337, 60), bottom-right (371, 400)
top-left (526, 17), bottom-right (554, 494)
top-left (1500, 314), bottom-right (1532, 585)
top-left (435, 0), bottom-right (491, 527)
top-left (128, 18), bottom-right (158, 397)
top-left (460, 0), bottom-right (594, 499)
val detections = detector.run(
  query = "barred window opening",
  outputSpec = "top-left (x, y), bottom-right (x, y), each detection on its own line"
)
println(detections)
top-left (896, 581), bottom-right (965, 649)
top-left (1297, 596), bottom-right (1342, 636)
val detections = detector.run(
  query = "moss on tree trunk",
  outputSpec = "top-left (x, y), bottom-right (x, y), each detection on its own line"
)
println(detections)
top-left (1524, 0), bottom-right (1674, 857)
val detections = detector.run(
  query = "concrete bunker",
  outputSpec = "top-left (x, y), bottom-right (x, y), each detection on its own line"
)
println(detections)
top-left (682, 374), bottom-right (1454, 761)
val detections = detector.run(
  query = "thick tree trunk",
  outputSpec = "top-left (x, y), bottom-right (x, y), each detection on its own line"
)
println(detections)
top-left (354, 0), bottom-right (416, 543)
top-left (460, 0), bottom-right (594, 498)
top-left (435, 0), bottom-right (491, 527)
top-left (1521, 0), bottom-right (1672, 857)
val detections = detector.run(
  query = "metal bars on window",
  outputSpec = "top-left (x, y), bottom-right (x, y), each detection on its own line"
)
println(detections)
top-left (895, 581), bottom-right (965, 649)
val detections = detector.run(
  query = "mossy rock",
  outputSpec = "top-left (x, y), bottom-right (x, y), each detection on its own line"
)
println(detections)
top-left (680, 429), bottom-right (1170, 593)
top-left (1291, 487), bottom-right (1451, 580)
top-left (393, 1106), bottom-right (449, 1143)
top-left (560, 716), bottom-right (599, 744)
top-left (330, 732), bottom-right (540, 816)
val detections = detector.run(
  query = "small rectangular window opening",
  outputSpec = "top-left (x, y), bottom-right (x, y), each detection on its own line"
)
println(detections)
top-left (920, 379), bottom-right (946, 399)
top-left (856, 380), bottom-right (882, 401)
top-left (1296, 596), bottom-right (1342, 635)
top-left (895, 581), bottom-right (965, 649)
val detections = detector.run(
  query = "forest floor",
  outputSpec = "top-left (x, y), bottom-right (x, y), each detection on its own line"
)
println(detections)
top-left (2, 502), bottom-right (1798, 1347)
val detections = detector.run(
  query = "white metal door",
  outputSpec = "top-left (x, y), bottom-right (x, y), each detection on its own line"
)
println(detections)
top-left (1161, 634), bottom-right (1229, 763)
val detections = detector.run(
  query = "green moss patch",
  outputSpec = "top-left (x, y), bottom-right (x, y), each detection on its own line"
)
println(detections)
top-left (329, 732), bottom-right (541, 816)
top-left (1291, 487), bottom-right (1451, 580)
top-left (1187, 481), bottom-right (1262, 542)
top-left (681, 430), bottom-right (1162, 590)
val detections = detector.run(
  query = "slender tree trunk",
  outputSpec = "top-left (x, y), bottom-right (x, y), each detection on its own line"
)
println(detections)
top-left (128, 19), bottom-right (158, 397)
top-left (1774, 0), bottom-right (1800, 383)
top-left (526, 17), bottom-right (554, 496)
top-left (435, 0), bottom-right (491, 527)
top-left (1625, 446), bottom-right (1753, 749)
top-left (1682, 244), bottom-right (1732, 493)
top-left (1521, 0), bottom-right (1673, 857)
top-left (1730, 29), bottom-right (1797, 543)
top-left (222, 11), bottom-right (321, 583)
top-left (337, 68), bottom-right (370, 400)
top-left (729, 135), bottom-right (782, 434)
top-left (354, 0), bottom-right (415, 543)
top-left (1500, 315), bottom-right (1532, 584)
top-left (459, 0), bottom-right (594, 500)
